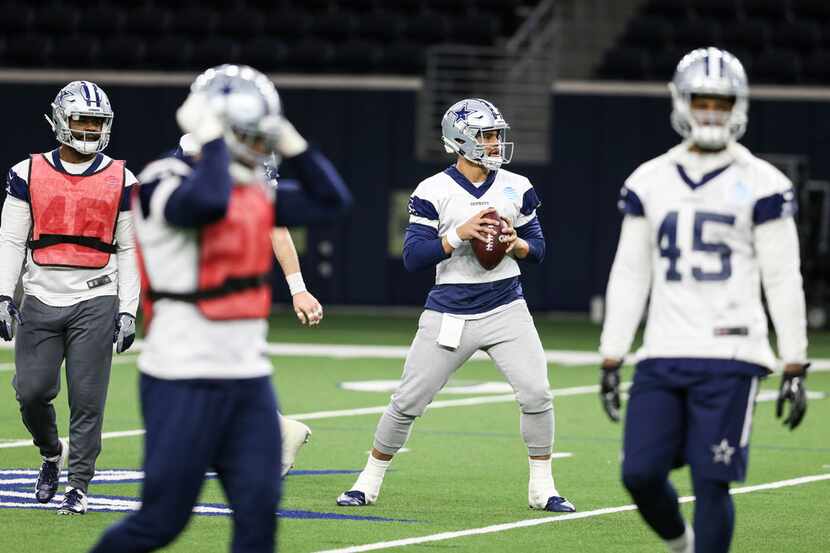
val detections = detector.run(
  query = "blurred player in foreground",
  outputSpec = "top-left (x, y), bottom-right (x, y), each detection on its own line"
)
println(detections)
top-left (337, 98), bottom-right (574, 512)
top-left (178, 132), bottom-right (329, 477)
top-left (599, 47), bottom-right (809, 553)
top-left (90, 64), bottom-right (351, 553)
top-left (0, 81), bottom-right (139, 515)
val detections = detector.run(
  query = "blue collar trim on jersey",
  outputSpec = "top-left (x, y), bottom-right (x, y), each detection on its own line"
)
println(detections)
top-left (676, 162), bottom-right (732, 190)
top-left (444, 165), bottom-right (497, 199)
top-left (51, 149), bottom-right (104, 176)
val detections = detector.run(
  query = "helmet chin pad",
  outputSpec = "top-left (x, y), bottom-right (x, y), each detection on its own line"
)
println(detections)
top-left (690, 125), bottom-right (730, 149)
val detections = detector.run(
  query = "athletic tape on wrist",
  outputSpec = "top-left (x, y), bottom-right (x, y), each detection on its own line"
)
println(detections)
top-left (446, 227), bottom-right (464, 249)
top-left (286, 272), bottom-right (307, 296)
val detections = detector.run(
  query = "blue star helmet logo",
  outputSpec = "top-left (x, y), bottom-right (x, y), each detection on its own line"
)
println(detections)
top-left (220, 82), bottom-right (234, 95)
top-left (452, 104), bottom-right (472, 123)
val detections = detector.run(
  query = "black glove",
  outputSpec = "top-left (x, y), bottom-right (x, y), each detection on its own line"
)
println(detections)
top-left (776, 364), bottom-right (809, 430)
top-left (600, 361), bottom-right (623, 422)
top-left (0, 295), bottom-right (24, 341)
top-left (113, 313), bottom-right (136, 354)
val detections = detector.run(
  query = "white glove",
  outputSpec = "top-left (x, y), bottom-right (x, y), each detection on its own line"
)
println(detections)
top-left (176, 92), bottom-right (224, 146)
top-left (179, 133), bottom-right (200, 156)
top-left (275, 117), bottom-right (308, 158)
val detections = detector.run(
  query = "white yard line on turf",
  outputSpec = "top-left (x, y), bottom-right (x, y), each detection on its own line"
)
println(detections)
top-left (0, 429), bottom-right (148, 449)
top-left (0, 355), bottom-right (138, 373)
top-left (314, 474), bottom-right (830, 553)
top-left (0, 383), bottom-right (620, 449)
top-left (3, 340), bottom-right (830, 371)
top-left (290, 384), bottom-right (608, 422)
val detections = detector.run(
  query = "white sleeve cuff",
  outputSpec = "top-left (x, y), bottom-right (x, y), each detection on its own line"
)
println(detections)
top-left (445, 227), bottom-right (463, 249)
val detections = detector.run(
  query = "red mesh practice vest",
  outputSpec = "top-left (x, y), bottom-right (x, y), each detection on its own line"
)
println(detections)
top-left (28, 154), bottom-right (124, 269)
top-left (136, 184), bottom-right (274, 329)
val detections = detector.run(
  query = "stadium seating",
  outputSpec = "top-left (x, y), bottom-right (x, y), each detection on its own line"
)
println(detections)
top-left (0, 0), bottom-right (525, 75)
top-left (598, 0), bottom-right (830, 84)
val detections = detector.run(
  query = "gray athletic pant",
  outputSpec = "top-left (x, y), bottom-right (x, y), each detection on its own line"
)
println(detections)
top-left (12, 295), bottom-right (117, 493)
top-left (374, 302), bottom-right (555, 457)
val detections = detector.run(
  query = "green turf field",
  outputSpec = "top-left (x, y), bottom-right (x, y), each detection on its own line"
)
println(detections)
top-left (0, 312), bottom-right (828, 552)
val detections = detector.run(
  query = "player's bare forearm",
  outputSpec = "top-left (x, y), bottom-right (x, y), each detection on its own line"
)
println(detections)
top-left (271, 227), bottom-right (300, 276)
top-left (511, 238), bottom-right (530, 259)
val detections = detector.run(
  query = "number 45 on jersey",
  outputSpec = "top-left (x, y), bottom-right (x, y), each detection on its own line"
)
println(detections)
top-left (658, 210), bottom-right (736, 282)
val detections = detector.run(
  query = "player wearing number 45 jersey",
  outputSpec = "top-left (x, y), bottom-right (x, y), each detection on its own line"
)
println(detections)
top-left (599, 48), bottom-right (809, 553)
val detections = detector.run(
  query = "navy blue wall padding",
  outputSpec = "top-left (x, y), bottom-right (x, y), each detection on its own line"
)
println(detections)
top-left (1, 84), bottom-right (827, 311)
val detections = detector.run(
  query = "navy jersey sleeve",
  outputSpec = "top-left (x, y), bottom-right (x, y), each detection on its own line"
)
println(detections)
top-left (617, 186), bottom-right (645, 217)
top-left (516, 217), bottom-right (545, 263)
top-left (275, 147), bottom-right (352, 227)
top-left (5, 168), bottom-right (28, 203)
top-left (162, 138), bottom-right (233, 228)
top-left (753, 188), bottom-right (797, 225)
top-left (402, 223), bottom-right (450, 272)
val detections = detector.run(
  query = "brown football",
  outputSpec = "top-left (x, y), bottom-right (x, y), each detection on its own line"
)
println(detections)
top-left (471, 211), bottom-right (509, 270)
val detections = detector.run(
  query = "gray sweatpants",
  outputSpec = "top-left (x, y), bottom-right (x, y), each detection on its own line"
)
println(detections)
top-left (374, 302), bottom-right (555, 457)
top-left (13, 295), bottom-right (117, 493)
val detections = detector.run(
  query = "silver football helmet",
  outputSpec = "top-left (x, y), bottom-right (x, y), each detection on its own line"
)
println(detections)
top-left (191, 64), bottom-right (282, 167)
top-left (669, 47), bottom-right (749, 150)
top-left (44, 81), bottom-right (113, 155)
top-left (441, 98), bottom-right (513, 171)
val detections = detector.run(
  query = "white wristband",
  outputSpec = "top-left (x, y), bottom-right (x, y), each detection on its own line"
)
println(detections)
top-left (446, 227), bottom-right (464, 249)
top-left (286, 272), bottom-right (307, 296)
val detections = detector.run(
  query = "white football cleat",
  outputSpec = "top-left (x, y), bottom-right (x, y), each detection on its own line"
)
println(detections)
top-left (280, 416), bottom-right (311, 477)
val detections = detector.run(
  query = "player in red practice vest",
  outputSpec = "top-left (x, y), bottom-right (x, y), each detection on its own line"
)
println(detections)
top-left (0, 81), bottom-right (140, 515)
top-left (178, 133), bottom-right (319, 478)
top-left (90, 65), bottom-right (351, 553)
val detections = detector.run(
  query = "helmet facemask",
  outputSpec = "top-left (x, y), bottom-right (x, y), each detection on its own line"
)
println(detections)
top-left (466, 126), bottom-right (514, 171)
top-left (225, 114), bottom-right (281, 168)
top-left (54, 110), bottom-right (113, 155)
top-left (670, 86), bottom-right (747, 151)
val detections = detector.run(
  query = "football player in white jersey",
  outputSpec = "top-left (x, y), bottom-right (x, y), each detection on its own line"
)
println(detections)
top-left (336, 98), bottom-right (574, 512)
top-left (177, 131), bottom-right (322, 478)
top-left (0, 81), bottom-right (140, 515)
top-left (599, 48), bottom-right (809, 553)
top-left (90, 65), bottom-right (351, 553)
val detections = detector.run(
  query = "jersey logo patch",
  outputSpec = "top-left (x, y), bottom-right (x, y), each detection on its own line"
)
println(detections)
top-left (711, 439), bottom-right (736, 465)
top-left (731, 180), bottom-right (752, 204)
top-left (503, 186), bottom-right (517, 201)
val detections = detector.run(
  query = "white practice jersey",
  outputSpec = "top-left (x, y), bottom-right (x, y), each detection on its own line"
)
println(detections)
top-left (600, 142), bottom-right (807, 370)
top-left (410, 166), bottom-right (539, 285)
top-left (0, 151), bottom-right (140, 315)
top-left (133, 154), bottom-right (273, 380)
